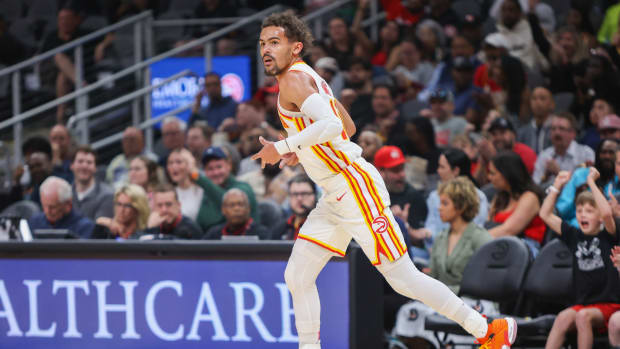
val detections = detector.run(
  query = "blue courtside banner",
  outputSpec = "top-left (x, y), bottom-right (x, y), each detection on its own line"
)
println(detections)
top-left (0, 259), bottom-right (348, 348)
top-left (150, 56), bottom-right (251, 124)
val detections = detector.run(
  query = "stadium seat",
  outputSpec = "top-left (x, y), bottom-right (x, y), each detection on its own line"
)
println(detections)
top-left (510, 239), bottom-right (572, 346)
top-left (0, 200), bottom-right (41, 220)
top-left (424, 237), bottom-right (531, 343)
top-left (258, 200), bottom-right (283, 226)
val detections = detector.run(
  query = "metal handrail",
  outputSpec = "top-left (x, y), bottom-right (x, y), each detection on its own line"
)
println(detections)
top-left (92, 102), bottom-right (193, 150)
top-left (0, 11), bottom-right (152, 78)
top-left (152, 18), bottom-right (240, 26)
top-left (0, 5), bottom-right (283, 132)
top-left (66, 69), bottom-right (193, 128)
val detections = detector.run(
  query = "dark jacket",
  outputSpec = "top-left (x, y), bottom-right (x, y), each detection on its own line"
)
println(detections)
top-left (270, 214), bottom-right (306, 240)
top-left (390, 183), bottom-right (428, 229)
top-left (142, 215), bottom-right (203, 240)
top-left (203, 219), bottom-right (268, 240)
top-left (28, 209), bottom-right (94, 239)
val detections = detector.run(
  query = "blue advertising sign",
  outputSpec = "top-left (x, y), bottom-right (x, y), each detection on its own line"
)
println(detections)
top-left (150, 56), bottom-right (251, 123)
top-left (0, 259), bottom-right (348, 348)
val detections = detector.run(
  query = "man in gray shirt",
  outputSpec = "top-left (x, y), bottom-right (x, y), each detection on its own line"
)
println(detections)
top-left (517, 87), bottom-right (554, 154)
top-left (428, 89), bottom-right (468, 147)
top-left (532, 112), bottom-right (594, 188)
top-left (71, 145), bottom-right (114, 221)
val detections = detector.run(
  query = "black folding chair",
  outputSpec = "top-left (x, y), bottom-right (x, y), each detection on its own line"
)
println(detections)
top-left (424, 237), bottom-right (531, 348)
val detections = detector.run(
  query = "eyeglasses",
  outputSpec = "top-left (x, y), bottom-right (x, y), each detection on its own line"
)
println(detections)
top-left (115, 202), bottom-right (134, 209)
top-left (289, 191), bottom-right (314, 198)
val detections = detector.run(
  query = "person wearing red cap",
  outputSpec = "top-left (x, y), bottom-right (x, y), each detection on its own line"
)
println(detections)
top-left (252, 12), bottom-right (516, 349)
top-left (599, 114), bottom-right (620, 140)
top-left (374, 145), bottom-right (427, 232)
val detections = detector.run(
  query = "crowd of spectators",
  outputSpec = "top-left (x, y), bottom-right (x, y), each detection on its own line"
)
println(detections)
top-left (3, 0), bottom-right (620, 347)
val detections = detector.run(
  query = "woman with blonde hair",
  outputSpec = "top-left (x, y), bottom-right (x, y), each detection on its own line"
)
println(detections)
top-left (94, 184), bottom-right (150, 239)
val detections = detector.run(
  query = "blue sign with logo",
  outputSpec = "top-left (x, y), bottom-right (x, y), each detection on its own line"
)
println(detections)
top-left (150, 56), bottom-right (251, 123)
top-left (0, 259), bottom-right (348, 348)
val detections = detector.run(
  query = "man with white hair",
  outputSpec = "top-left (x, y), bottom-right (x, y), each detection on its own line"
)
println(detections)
top-left (27, 176), bottom-right (95, 238)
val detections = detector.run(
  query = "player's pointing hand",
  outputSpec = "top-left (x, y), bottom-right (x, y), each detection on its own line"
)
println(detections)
top-left (251, 136), bottom-right (281, 169)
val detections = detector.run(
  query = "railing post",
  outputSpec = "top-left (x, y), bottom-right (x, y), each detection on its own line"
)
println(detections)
top-left (132, 20), bottom-right (143, 127)
top-left (12, 71), bottom-right (21, 167)
top-left (370, 0), bottom-right (378, 42)
top-left (314, 18), bottom-right (323, 41)
top-left (204, 41), bottom-right (213, 74)
top-left (144, 15), bottom-right (154, 153)
top-left (256, 43), bottom-right (265, 90)
top-left (74, 45), bottom-right (88, 144)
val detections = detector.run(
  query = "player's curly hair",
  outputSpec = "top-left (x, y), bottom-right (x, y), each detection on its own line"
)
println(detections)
top-left (262, 11), bottom-right (314, 57)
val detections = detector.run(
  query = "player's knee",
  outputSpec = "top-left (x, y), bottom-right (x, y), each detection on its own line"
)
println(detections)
top-left (284, 261), bottom-right (297, 292)
top-left (284, 261), bottom-right (310, 294)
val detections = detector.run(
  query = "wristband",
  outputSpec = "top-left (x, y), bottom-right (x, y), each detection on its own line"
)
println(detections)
top-left (274, 139), bottom-right (291, 155)
top-left (546, 185), bottom-right (559, 194)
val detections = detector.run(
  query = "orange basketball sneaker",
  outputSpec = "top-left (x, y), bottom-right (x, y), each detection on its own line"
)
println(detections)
top-left (476, 317), bottom-right (517, 349)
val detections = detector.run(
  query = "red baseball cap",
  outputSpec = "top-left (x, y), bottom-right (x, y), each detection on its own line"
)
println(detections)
top-left (599, 114), bottom-right (620, 130)
top-left (374, 146), bottom-right (405, 169)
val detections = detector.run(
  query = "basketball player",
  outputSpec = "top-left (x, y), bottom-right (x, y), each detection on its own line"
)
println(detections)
top-left (251, 12), bottom-right (516, 349)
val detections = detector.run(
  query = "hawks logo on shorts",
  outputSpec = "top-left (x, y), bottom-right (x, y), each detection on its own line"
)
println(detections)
top-left (372, 216), bottom-right (389, 234)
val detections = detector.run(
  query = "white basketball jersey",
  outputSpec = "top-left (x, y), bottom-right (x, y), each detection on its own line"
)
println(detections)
top-left (277, 61), bottom-right (363, 184)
